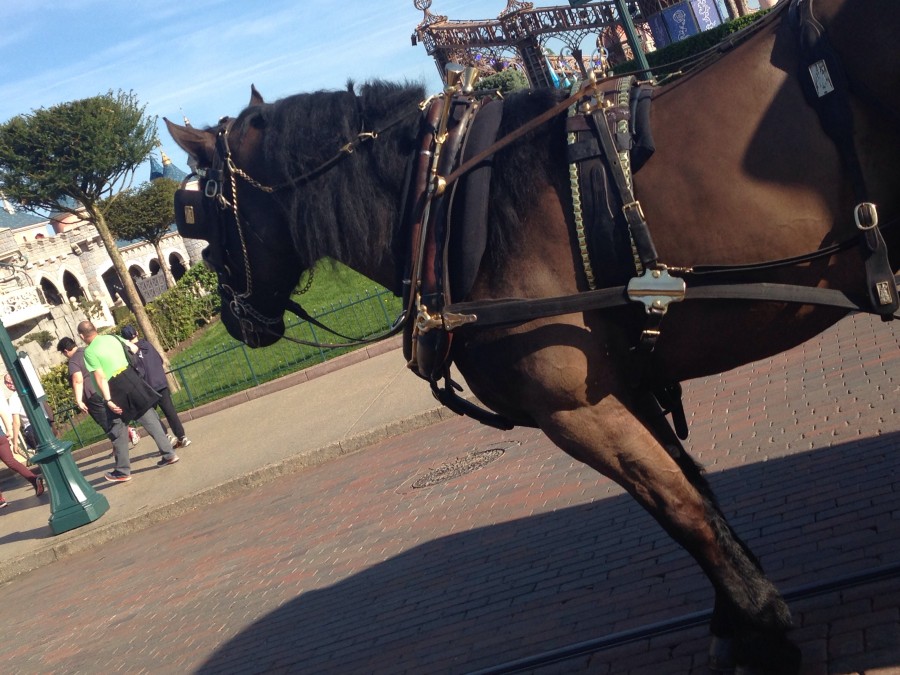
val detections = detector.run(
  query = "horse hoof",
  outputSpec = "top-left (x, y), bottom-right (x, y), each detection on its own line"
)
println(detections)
top-left (734, 633), bottom-right (802, 675)
top-left (708, 635), bottom-right (735, 672)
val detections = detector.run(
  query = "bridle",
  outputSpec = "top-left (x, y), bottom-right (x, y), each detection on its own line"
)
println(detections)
top-left (190, 118), bottom-right (291, 344)
top-left (194, 111), bottom-right (415, 348)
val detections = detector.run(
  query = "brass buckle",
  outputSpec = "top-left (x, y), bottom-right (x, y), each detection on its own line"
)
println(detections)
top-left (622, 200), bottom-right (645, 221)
top-left (415, 304), bottom-right (443, 334)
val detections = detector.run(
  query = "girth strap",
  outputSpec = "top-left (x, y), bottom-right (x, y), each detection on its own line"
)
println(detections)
top-left (440, 276), bottom-right (898, 331)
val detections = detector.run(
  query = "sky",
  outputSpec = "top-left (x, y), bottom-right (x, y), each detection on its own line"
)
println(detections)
top-left (0, 0), bottom-right (511, 181)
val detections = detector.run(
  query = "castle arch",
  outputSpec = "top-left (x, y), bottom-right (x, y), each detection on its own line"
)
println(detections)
top-left (39, 277), bottom-right (64, 305)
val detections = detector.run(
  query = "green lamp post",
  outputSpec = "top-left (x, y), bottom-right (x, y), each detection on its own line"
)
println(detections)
top-left (0, 322), bottom-right (108, 534)
top-left (613, 0), bottom-right (653, 80)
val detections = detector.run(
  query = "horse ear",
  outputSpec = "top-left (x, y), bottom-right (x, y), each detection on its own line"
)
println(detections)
top-left (164, 117), bottom-right (217, 168)
top-left (250, 84), bottom-right (265, 106)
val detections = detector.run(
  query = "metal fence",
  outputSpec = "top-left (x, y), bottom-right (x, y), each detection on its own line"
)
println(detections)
top-left (56, 288), bottom-right (403, 449)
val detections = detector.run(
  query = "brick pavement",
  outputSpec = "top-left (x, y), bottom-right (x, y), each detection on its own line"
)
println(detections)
top-left (0, 312), bottom-right (897, 674)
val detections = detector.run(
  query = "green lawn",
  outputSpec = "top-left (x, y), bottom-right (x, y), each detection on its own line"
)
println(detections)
top-left (173, 260), bottom-right (392, 356)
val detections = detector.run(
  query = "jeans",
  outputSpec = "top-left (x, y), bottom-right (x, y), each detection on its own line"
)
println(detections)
top-left (109, 408), bottom-right (176, 476)
top-left (156, 387), bottom-right (185, 439)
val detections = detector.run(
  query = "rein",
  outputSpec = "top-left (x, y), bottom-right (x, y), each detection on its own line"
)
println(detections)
top-left (228, 107), bottom-right (421, 193)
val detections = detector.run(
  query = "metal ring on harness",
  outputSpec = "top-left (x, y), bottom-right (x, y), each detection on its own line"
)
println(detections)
top-left (854, 202), bottom-right (878, 230)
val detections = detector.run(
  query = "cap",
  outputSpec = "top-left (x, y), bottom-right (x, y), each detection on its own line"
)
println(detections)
top-left (121, 325), bottom-right (138, 340)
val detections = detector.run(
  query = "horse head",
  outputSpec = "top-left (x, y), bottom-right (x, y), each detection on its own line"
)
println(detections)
top-left (165, 88), bottom-right (303, 348)
top-left (167, 81), bottom-right (426, 348)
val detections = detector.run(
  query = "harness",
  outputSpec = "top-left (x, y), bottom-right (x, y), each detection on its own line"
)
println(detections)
top-left (175, 0), bottom-right (898, 435)
top-left (400, 0), bottom-right (898, 434)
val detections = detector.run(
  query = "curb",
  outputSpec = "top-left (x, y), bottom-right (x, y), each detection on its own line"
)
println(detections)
top-left (0, 403), bottom-right (457, 585)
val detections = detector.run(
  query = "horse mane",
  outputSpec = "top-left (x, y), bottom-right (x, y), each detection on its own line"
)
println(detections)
top-left (231, 80), bottom-right (567, 274)
top-left (234, 80), bottom-right (425, 271)
top-left (486, 87), bottom-right (569, 265)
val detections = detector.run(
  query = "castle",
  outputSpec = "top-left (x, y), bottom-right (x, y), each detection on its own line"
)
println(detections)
top-left (0, 152), bottom-right (205, 373)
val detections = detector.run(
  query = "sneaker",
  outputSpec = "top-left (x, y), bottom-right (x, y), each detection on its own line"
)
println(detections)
top-left (177, 437), bottom-right (191, 448)
top-left (33, 477), bottom-right (45, 497)
top-left (156, 454), bottom-right (180, 467)
top-left (0, 498), bottom-right (7, 508)
top-left (104, 470), bottom-right (132, 483)
top-left (128, 427), bottom-right (141, 445)
top-left (167, 434), bottom-right (177, 447)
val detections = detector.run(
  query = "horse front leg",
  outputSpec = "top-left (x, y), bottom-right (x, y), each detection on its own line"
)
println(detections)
top-left (536, 395), bottom-right (802, 674)
top-left (633, 390), bottom-right (776, 673)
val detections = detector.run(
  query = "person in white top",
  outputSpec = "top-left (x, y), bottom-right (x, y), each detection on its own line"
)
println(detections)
top-left (0, 388), bottom-right (44, 508)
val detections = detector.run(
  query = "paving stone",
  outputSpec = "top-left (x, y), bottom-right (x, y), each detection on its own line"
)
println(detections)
top-left (0, 313), bottom-right (897, 672)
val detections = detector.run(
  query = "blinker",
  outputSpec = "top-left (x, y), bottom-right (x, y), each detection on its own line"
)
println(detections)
top-left (174, 187), bottom-right (212, 240)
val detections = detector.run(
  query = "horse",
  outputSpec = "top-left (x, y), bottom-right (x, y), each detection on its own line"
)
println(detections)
top-left (166, 0), bottom-right (898, 671)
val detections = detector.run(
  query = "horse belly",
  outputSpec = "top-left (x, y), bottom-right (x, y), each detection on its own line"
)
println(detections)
top-left (649, 300), bottom-right (851, 382)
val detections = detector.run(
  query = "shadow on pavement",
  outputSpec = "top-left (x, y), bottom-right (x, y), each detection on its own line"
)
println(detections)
top-left (198, 431), bottom-right (900, 674)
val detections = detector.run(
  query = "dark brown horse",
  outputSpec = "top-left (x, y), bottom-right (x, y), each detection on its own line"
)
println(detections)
top-left (167, 0), bottom-right (898, 671)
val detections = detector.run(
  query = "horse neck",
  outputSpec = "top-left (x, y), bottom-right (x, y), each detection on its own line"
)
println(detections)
top-left (339, 134), bottom-right (409, 293)
top-left (291, 114), bottom-right (417, 295)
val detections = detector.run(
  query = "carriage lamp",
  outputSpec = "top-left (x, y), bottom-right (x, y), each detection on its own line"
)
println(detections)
top-left (459, 66), bottom-right (479, 95)
top-left (0, 327), bottom-right (108, 534)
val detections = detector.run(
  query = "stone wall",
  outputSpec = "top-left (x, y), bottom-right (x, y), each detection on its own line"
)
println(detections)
top-left (4, 224), bottom-right (206, 375)
top-left (12, 302), bottom-right (108, 374)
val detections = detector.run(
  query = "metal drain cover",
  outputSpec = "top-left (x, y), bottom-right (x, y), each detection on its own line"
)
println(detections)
top-left (412, 447), bottom-right (506, 488)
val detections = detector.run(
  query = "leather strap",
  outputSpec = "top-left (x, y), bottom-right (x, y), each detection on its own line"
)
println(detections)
top-left (589, 107), bottom-right (658, 271)
top-left (792, 0), bottom-right (899, 318)
top-left (441, 277), bottom-right (898, 331)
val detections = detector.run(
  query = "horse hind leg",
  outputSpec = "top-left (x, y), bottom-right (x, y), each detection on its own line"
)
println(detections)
top-left (540, 393), bottom-right (801, 674)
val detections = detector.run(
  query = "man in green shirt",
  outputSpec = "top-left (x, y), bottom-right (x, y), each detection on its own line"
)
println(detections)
top-left (79, 320), bottom-right (179, 482)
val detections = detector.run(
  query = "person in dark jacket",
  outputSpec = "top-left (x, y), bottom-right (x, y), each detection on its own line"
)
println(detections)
top-left (121, 325), bottom-right (191, 448)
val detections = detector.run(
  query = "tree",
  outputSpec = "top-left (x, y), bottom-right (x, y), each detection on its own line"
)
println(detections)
top-left (478, 68), bottom-right (529, 93)
top-left (105, 177), bottom-right (179, 289)
top-left (0, 89), bottom-right (172, 371)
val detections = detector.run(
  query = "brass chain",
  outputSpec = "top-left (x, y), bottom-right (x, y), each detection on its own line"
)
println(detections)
top-left (296, 267), bottom-right (314, 295)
